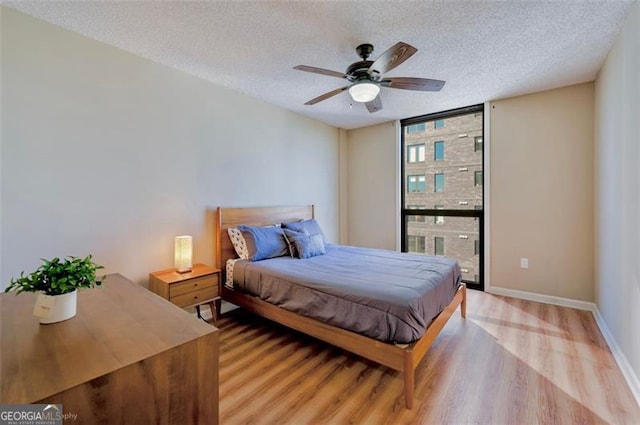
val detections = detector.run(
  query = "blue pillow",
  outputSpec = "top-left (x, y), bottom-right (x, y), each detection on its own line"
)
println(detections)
top-left (283, 228), bottom-right (309, 257)
top-left (281, 219), bottom-right (327, 244)
top-left (294, 233), bottom-right (326, 259)
top-left (237, 224), bottom-right (289, 261)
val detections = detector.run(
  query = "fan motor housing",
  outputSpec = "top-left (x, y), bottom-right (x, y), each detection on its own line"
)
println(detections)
top-left (346, 61), bottom-right (380, 82)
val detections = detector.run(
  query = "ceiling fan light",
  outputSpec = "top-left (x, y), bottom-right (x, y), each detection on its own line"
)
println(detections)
top-left (348, 82), bottom-right (380, 103)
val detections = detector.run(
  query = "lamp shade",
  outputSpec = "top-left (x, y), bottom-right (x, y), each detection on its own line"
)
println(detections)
top-left (174, 235), bottom-right (193, 273)
top-left (348, 82), bottom-right (380, 103)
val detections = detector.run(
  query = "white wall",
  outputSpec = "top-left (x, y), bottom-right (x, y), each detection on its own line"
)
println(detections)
top-left (594, 0), bottom-right (640, 398)
top-left (0, 8), bottom-right (340, 286)
top-left (345, 121), bottom-right (398, 250)
top-left (338, 128), bottom-right (349, 245)
top-left (489, 83), bottom-right (595, 302)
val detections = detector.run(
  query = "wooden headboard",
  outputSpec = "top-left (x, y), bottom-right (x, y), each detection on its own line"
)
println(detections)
top-left (216, 205), bottom-right (315, 282)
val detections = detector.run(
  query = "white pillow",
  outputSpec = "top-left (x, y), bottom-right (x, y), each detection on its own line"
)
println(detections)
top-left (227, 227), bottom-right (249, 260)
top-left (225, 258), bottom-right (241, 289)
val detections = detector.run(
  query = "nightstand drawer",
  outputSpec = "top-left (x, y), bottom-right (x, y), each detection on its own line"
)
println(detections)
top-left (170, 275), bottom-right (218, 298)
top-left (171, 286), bottom-right (218, 308)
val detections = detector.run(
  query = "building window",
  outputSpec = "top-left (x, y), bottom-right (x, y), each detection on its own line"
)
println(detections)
top-left (475, 136), bottom-right (483, 152)
top-left (434, 237), bottom-right (444, 255)
top-left (434, 173), bottom-right (445, 192)
top-left (408, 205), bottom-right (426, 223)
top-left (408, 175), bottom-right (426, 193)
top-left (475, 240), bottom-right (480, 255)
top-left (434, 141), bottom-right (444, 161)
top-left (408, 144), bottom-right (426, 163)
top-left (434, 205), bottom-right (444, 224)
top-left (408, 235), bottom-right (425, 253)
top-left (434, 119), bottom-right (444, 129)
top-left (407, 123), bottom-right (426, 134)
top-left (475, 171), bottom-right (483, 186)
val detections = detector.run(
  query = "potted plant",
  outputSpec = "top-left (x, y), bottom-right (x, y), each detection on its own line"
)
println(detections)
top-left (5, 255), bottom-right (105, 324)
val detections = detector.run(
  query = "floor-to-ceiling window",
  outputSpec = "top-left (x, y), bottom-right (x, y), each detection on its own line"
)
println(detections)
top-left (401, 105), bottom-right (484, 291)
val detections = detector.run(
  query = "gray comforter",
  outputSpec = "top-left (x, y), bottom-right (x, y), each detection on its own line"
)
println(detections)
top-left (233, 244), bottom-right (461, 343)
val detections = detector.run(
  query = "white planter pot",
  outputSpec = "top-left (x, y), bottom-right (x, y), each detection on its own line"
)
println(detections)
top-left (39, 290), bottom-right (77, 324)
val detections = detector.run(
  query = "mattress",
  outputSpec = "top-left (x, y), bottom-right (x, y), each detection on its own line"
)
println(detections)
top-left (232, 244), bottom-right (461, 343)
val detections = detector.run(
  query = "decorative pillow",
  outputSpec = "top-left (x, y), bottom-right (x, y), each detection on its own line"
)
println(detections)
top-left (293, 233), bottom-right (326, 259)
top-left (281, 219), bottom-right (327, 244)
top-left (238, 224), bottom-right (289, 261)
top-left (227, 228), bottom-right (249, 260)
top-left (283, 228), bottom-right (310, 257)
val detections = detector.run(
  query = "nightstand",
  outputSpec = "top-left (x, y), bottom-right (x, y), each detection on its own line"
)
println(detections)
top-left (149, 263), bottom-right (221, 324)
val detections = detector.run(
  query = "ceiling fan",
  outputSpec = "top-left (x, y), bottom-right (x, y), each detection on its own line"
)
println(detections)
top-left (294, 42), bottom-right (445, 113)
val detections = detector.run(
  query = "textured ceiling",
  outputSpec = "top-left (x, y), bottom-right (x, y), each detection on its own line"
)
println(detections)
top-left (3, 1), bottom-right (635, 130)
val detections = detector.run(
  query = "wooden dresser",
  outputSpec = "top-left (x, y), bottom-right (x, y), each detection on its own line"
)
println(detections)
top-left (0, 274), bottom-right (218, 424)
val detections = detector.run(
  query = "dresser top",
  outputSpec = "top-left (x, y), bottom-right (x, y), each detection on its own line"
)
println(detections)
top-left (1, 273), bottom-right (217, 403)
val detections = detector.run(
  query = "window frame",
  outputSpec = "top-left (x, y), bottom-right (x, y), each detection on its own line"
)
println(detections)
top-left (475, 171), bottom-right (483, 187)
top-left (475, 136), bottom-right (483, 152)
top-left (434, 140), bottom-right (444, 161)
top-left (408, 143), bottom-right (426, 163)
top-left (434, 173), bottom-right (445, 192)
top-left (408, 235), bottom-right (426, 253)
top-left (400, 104), bottom-right (485, 291)
top-left (407, 174), bottom-right (426, 193)
top-left (434, 236), bottom-right (445, 255)
top-left (407, 123), bottom-right (426, 133)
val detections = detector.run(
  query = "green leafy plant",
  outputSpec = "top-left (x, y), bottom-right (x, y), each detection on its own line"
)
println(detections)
top-left (5, 255), bottom-right (105, 296)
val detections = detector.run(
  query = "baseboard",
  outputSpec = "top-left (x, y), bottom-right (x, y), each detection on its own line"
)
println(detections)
top-left (488, 285), bottom-right (640, 408)
top-left (592, 307), bottom-right (640, 407)
top-left (487, 286), bottom-right (596, 311)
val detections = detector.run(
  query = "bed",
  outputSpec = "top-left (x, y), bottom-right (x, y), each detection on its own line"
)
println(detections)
top-left (216, 205), bottom-right (466, 409)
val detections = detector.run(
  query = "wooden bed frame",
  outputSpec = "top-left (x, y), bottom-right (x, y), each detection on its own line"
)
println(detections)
top-left (215, 205), bottom-right (466, 409)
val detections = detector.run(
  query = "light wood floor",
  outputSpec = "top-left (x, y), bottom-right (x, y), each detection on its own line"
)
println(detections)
top-left (217, 290), bottom-right (640, 424)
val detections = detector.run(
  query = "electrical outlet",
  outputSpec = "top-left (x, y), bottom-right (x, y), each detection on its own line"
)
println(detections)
top-left (520, 258), bottom-right (529, 268)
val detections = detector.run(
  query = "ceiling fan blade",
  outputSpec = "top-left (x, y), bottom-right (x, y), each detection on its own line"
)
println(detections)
top-left (368, 42), bottom-right (417, 75)
top-left (365, 95), bottom-right (383, 113)
top-left (304, 85), bottom-right (351, 105)
top-left (380, 77), bottom-right (445, 92)
top-left (294, 65), bottom-right (347, 79)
